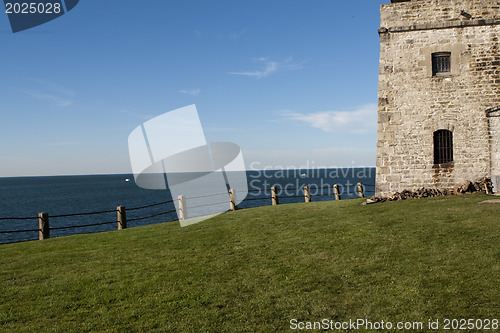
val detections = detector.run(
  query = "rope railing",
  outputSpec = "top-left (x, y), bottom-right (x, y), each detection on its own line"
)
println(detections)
top-left (186, 192), bottom-right (229, 200)
top-left (127, 199), bottom-right (175, 211)
top-left (310, 193), bottom-right (333, 197)
top-left (0, 228), bottom-right (39, 234)
top-left (0, 202), bottom-right (178, 242)
top-left (0, 216), bottom-right (39, 221)
top-left (127, 209), bottom-right (177, 222)
top-left (188, 201), bottom-right (229, 209)
top-left (51, 209), bottom-right (117, 218)
top-left (242, 197), bottom-right (269, 202)
top-left (1, 181), bottom-right (372, 244)
top-left (332, 184), bottom-right (358, 189)
top-left (279, 195), bottom-right (305, 199)
top-left (51, 220), bottom-right (118, 231)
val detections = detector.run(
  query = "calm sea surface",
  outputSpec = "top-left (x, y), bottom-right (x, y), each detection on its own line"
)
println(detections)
top-left (0, 168), bottom-right (375, 244)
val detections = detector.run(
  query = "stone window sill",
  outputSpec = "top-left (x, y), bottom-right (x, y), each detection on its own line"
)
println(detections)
top-left (432, 74), bottom-right (454, 79)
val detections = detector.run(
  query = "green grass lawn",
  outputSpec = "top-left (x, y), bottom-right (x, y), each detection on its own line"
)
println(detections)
top-left (1, 195), bottom-right (500, 332)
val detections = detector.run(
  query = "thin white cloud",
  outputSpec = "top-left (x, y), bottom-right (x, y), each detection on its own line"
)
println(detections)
top-left (179, 89), bottom-right (201, 96)
top-left (24, 91), bottom-right (73, 107)
top-left (28, 78), bottom-right (75, 97)
top-left (24, 79), bottom-right (75, 107)
top-left (282, 104), bottom-right (377, 134)
top-left (230, 28), bottom-right (247, 41)
top-left (229, 57), bottom-right (304, 79)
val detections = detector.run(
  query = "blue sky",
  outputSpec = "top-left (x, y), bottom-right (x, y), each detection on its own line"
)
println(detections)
top-left (0, 0), bottom-right (386, 177)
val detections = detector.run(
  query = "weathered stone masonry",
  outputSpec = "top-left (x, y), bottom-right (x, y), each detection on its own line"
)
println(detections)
top-left (376, 0), bottom-right (500, 196)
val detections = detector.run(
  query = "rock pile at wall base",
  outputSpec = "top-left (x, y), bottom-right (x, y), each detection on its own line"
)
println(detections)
top-left (365, 178), bottom-right (494, 204)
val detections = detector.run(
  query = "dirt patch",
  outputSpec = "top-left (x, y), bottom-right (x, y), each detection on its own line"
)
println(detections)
top-left (480, 199), bottom-right (500, 204)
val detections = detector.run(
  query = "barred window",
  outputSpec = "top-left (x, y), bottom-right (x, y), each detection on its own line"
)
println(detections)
top-left (434, 129), bottom-right (453, 164)
top-left (432, 52), bottom-right (451, 76)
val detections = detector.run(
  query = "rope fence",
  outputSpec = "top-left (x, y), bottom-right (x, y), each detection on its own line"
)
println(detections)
top-left (310, 193), bottom-right (333, 197)
top-left (0, 181), bottom-right (374, 243)
top-left (0, 228), bottom-right (39, 234)
top-left (186, 192), bottom-right (228, 200)
top-left (279, 195), bottom-right (305, 199)
top-left (0, 216), bottom-right (39, 221)
top-left (243, 197), bottom-right (269, 202)
top-left (127, 209), bottom-right (178, 223)
top-left (51, 220), bottom-right (118, 231)
top-left (51, 209), bottom-right (117, 218)
top-left (189, 201), bottom-right (229, 209)
top-left (127, 199), bottom-right (175, 211)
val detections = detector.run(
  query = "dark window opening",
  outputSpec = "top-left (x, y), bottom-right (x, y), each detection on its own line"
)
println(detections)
top-left (432, 52), bottom-right (451, 76)
top-left (434, 129), bottom-right (453, 164)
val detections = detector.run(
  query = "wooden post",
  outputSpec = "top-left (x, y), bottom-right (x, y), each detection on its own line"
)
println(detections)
top-left (38, 212), bottom-right (49, 240)
top-left (484, 183), bottom-right (491, 195)
top-left (271, 186), bottom-right (279, 206)
top-left (334, 184), bottom-right (341, 201)
top-left (178, 195), bottom-right (187, 220)
top-left (357, 182), bottom-right (364, 198)
top-left (117, 206), bottom-right (127, 230)
top-left (229, 189), bottom-right (237, 211)
top-left (304, 185), bottom-right (311, 203)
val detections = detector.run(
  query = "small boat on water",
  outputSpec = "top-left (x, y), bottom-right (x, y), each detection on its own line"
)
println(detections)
top-left (125, 178), bottom-right (130, 182)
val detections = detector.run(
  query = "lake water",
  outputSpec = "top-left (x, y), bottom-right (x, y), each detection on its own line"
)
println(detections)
top-left (0, 168), bottom-right (375, 244)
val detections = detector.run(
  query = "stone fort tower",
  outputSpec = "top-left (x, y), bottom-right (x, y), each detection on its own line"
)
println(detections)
top-left (376, 0), bottom-right (500, 197)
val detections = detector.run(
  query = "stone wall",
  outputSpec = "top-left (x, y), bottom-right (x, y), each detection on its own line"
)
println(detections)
top-left (381, 0), bottom-right (500, 29)
top-left (376, 0), bottom-right (500, 197)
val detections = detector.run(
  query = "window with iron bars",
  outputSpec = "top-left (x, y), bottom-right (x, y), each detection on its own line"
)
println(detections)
top-left (432, 52), bottom-right (451, 76)
top-left (434, 129), bottom-right (453, 164)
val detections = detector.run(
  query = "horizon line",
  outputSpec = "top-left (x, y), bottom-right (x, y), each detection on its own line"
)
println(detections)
top-left (0, 166), bottom-right (377, 179)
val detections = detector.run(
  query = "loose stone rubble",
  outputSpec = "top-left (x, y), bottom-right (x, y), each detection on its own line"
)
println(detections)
top-left (365, 177), bottom-right (493, 204)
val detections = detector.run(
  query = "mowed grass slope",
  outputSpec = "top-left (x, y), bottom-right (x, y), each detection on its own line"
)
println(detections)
top-left (1, 195), bottom-right (500, 332)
